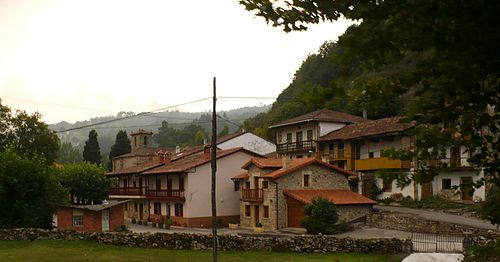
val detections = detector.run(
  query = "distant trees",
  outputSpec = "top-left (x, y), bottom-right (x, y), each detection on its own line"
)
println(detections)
top-left (0, 149), bottom-right (66, 228)
top-left (83, 130), bottom-right (101, 165)
top-left (217, 125), bottom-right (229, 138)
top-left (56, 162), bottom-right (111, 205)
top-left (108, 130), bottom-right (131, 171)
top-left (154, 121), bottom-right (207, 147)
top-left (0, 100), bottom-right (60, 164)
top-left (57, 142), bottom-right (83, 164)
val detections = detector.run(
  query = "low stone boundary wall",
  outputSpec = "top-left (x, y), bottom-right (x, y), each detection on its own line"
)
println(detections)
top-left (367, 211), bottom-right (499, 238)
top-left (0, 228), bottom-right (411, 254)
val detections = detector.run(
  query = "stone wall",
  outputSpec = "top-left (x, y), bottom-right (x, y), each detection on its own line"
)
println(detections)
top-left (0, 228), bottom-right (411, 254)
top-left (336, 205), bottom-right (373, 223)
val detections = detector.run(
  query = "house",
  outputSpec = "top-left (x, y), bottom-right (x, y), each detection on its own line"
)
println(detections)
top-left (108, 130), bottom-right (262, 227)
top-left (269, 109), bottom-right (367, 159)
top-left (318, 116), bottom-right (486, 201)
top-left (216, 131), bottom-right (276, 156)
top-left (232, 157), bottom-right (376, 231)
top-left (56, 200), bottom-right (127, 232)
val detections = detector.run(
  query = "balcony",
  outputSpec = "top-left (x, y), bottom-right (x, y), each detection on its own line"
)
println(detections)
top-left (146, 189), bottom-right (185, 201)
top-left (428, 158), bottom-right (472, 169)
top-left (355, 157), bottom-right (411, 171)
top-left (108, 187), bottom-right (143, 196)
top-left (277, 140), bottom-right (316, 153)
top-left (241, 188), bottom-right (263, 202)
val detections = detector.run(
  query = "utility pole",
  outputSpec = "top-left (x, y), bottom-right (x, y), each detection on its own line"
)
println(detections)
top-left (211, 77), bottom-right (218, 261)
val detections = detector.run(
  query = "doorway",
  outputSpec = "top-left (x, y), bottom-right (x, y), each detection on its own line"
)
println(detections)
top-left (460, 177), bottom-right (474, 201)
top-left (254, 206), bottom-right (260, 226)
top-left (101, 209), bottom-right (110, 232)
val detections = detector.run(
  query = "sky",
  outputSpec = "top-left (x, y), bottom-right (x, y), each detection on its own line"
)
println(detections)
top-left (0, 0), bottom-right (352, 124)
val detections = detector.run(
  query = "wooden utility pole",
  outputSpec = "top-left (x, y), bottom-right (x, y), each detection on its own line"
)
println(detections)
top-left (211, 77), bottom-right (218, 261)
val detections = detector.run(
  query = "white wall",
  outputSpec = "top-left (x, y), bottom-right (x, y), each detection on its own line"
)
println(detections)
top-left (359, 136), bottom-right (405, 159)
top-left (184, 151), bottom-right (253, 218)
top-left (370, 172), bottom-right (416, 199)
top-left (318, 122), bottom-right (346, 136)
top-left (218, 133), bottom-right (276, 155)
top-left (432, 170), bottom-right (485, 201)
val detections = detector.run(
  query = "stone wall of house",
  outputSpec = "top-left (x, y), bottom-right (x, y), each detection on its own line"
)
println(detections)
top-left (0, 228), bottom-right (411, 254)
top-left (336, 205), bottom-right (373, 223)
top-left (367, 211), bottom-right (499, 237)
top-left (275, 164), bottom-right (350, 229)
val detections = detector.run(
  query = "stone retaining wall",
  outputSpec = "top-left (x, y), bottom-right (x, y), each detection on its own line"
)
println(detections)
top-left (0, 228), bottom-right (411, 254)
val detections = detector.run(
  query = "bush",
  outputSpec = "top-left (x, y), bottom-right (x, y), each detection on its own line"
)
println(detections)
top-left (255, 222), bottom-right (262, 227)
top-left (114, 224), bottom-right (130, 233)
top-left (463, 240), bottom-right (500, 262)
top-left (300, 197), bottom-right (338, 235)
top-left (480, 185), bottom-right (500, 226)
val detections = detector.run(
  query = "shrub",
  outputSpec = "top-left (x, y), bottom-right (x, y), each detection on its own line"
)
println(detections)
top-left (255, 222), bottom-right (262, 227)
top-left (114, 224), bottom-right (130, 233)
top-left (300, 197), bottom-right (338, 235)
top-left (228, 218), bottom-right (239, 225)
top-left (463, 240), bottom-right (500, 262)
top-left (131, 218), bottom-right (137, 224)
top-left (480, 185), bottom-right (500, 227)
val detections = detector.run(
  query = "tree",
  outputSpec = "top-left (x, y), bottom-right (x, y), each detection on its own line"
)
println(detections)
top-left (481, 185), bottom-right (500, 227)
top-left (57, 142), bottom-right (83, 164)
top-left (241, 1), bottom-right (500, 190)
top-left (108, 130), bottom-right (131, 171)
top-left (0, 100), bottom-right (60, 164)
top-left (217, 125), bottom-right (229, 138)
top-left (82, 130), bottom-right (101, 165)
top-left (300, 197), bottom-right (338, 234)
top-left (0, 149), bottom-right (66, 228)
top-left (154, 121), bottom-right (207, 147)
top-left (57, 162), bottom-right (111, 205)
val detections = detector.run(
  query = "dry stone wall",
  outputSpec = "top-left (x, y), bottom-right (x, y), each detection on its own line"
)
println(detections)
top-left (0, 228), bottom-right (411, 254)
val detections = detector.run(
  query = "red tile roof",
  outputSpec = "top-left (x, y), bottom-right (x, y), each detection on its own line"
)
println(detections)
top-left (106, 162), bottom-right (164, 176)
top-left (114, 147), bottom-right (174, 158)
top-left (269, 109), bottom-right (367, 128)
top-left (260, 157), bottom-right (356, 179)
top-left (231, 171), bottom-right (249, 180)
top-left (143, 147), bottom-right (259, 175)
top-left (319, 116), bottom-right (414, 141)
top-left (283, 189), bottom-right (377, 205)
top-left (242, 158), bottom-right (283, 169)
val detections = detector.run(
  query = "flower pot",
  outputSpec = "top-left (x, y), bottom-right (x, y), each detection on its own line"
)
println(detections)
top-left (228, 223), bottom-right (239, 229)
top-left (254, 227), bottom-right (264, 233)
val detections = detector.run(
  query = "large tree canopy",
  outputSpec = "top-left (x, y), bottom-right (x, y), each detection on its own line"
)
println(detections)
top-left (241, 1), bottom-right (500, 188)
top-left (0, 150), bottom-right (66, 229)
top-left (108, 130), bottom-right (131, 171)
top-left (0, 100), bottom-right (60, 164)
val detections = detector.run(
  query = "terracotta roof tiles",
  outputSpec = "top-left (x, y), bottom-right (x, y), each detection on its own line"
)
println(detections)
top-left (283, 189), bottom-right (377, 205)
top-left (231, 171), bottom-right (249, 180)
top-left (269, 109), bottom-right (367, 128)
top-left (258, 157), bottom-right (356, 179)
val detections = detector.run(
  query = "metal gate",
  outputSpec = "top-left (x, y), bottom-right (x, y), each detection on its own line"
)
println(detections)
top-left (412, 232), bottom-right (472, 253)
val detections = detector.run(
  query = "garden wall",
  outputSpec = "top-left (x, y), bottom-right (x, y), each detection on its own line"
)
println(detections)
top-left (0, 228), bottom-right (411, 254)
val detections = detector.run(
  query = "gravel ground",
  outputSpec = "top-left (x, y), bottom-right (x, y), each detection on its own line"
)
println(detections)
top-left (402, 253), bottom-right (463, 262)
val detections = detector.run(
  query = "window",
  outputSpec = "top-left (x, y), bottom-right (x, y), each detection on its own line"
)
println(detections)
top-left (174, 204), bottom-right (183, 217)
top-left (296, 155), bottom-right (303, 159)
top-left (329, 143), bottom-right (334, 150)
top-left (154, 202), bottom-right (161, 215)
top-left (303, 174), bottom-right (310, 187)
top-left (245, 181), bottom-right (251, 189)
top-left (307, 130), bottom-right (313, 141)
top-left (234, 180), bottom-right (240, 191)
top-left (337, 161), bottom-right (345, 169)
top-left (263, 206), bottom-right (269, 218)
top-left (262, 180), bottom-right (269, 189)
top-left (286, 133), bottom-right (292, 143)
top-left (179, 177), bottom-right (184, 191)
top-left (337, 142), bottom-right (344, 150)
top-left (369, 152), bottom-right (374, 158)
top-left (382, 179), bottom-right (392, 192)
top-left (72, 209), bottom-right (84, 227)
top-left (442, 178), bottom-right (452, 190)
top-left (123, 178), bottom-right (128, 188)
top-left (245, 205), bottom-right (251, 217)
top-left (144, 136), bottom-right (148, 146)
top-left (296, 131), bottom-right (303, 143)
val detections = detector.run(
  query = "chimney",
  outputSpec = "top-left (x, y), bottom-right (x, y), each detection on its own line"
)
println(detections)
top-left (163, 152), bottom-right (172, 164)
top-left (156, 150), bottom-right (164, 163)
top-left (175, 145), bottom-right (181, 154)
top-left (204, 145), bottom-right (211, 160)
top-left (282, 156), bottom-right (291, 169)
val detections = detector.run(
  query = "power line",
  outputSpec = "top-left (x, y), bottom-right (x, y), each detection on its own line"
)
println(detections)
top-left (55, 97), bottom-right (211, 133)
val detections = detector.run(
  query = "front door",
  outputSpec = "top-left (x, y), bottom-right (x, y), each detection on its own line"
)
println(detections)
top-left (101, 209), bottom-right (110, 232)
top-left (296, 132), bottom-right (303, 149)
top-left (254, 206), bottom-right (260, 226)
top-left (421, 182), bottom-right (433, 199)
top-left (139, 203), bottom-right (144, 220)
top-left (461, 177), bottom-right (474, 201)
top-left (287, 197), bottom-right (304, 228)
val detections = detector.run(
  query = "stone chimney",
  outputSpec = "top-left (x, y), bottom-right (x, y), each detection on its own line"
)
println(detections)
top-left (175, 145), bottom-right (181, 154)
top-left (282, 156), bottom-right (292, 169)
top-left (204, 145), bottom-right (211, 160)
top-left (156, 150), bottom-right (164, 163)
top-left (163, 152), bottom-right (171, 164)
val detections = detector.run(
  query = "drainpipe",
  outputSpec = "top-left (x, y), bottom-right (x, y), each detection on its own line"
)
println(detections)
top-left (271, 180), bottom-right (279, 231)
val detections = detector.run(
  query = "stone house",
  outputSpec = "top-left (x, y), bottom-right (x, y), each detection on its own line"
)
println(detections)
top-left (232, 157), bottom-right (376, 231)
top-left (56, 200), bottom-right (127, 232)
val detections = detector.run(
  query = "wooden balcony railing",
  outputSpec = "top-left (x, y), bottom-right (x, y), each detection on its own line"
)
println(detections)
top-left (108, 187), bottom-right (142, 196)
top-left (428, 158), bottom-right (471, 169)
top-left (146, 189), bottom-right (185, 201)
top-left (241, 188), bottom-right (263, 202)
top-left (276, 140), bottom-right (316, 153)
top-left (355, 157), bottom-right (411, 171)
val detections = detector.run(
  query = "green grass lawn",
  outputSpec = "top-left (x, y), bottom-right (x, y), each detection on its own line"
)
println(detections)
top-left (0, 240), bottom-right (405, 262)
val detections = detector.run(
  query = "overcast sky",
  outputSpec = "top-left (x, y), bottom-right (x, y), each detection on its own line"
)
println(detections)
top-left (0, 0), bottom-right (352, 124)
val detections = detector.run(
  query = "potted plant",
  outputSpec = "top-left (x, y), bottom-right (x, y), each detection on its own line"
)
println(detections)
top-left (142, 220), bottom-right (148, 226)
top-left (158, 219), bottom-right (164, 229)
top-left (254, 222), bottom-right (264, 233)
top-left (137, 220), bottom-right (143, 225)
top-left (131, 217), bottom-right (137, 224)
top-left (164, 218), bottom-right (173, 229)
top-left (228, 218), bottom-right (239, 229)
